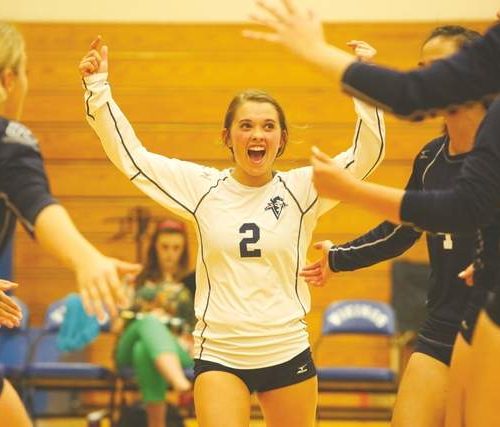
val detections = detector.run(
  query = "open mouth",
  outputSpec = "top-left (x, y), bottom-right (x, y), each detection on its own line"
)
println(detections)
top-left (248, 146), bottom-right (266, 163)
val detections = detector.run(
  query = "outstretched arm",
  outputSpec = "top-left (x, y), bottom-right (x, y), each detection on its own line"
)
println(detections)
top-left (311, 98), bottom-right (500, 234)
top-left (80, 37), bottom-right (219, 221)
top-left (245, 0), bottom-right (500, 119)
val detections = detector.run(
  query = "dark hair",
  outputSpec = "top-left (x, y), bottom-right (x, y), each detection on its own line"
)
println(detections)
top-left (135, 219), bottom-right (190, 286)
top-left (424, 25), bottom-right (489, 114)
top-left (424, 25), bottom-right (481, 48)
top-left (223, 89), bottom-right (288, 157)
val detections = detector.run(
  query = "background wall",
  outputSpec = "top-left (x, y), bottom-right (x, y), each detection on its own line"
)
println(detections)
top-left (10, 19), bottom-right (491, 370)
top-left (2, 0), bottom-right (497, 22)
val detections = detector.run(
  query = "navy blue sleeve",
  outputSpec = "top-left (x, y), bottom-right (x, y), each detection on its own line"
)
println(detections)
top-left (0, 141), bottom-right (58, 235)
top-left (401, 100), bottom-right (500, 233)
top-left (330, 149), bottom-right (425, 271)
top-left (342, 23), bottom-right (500, 119)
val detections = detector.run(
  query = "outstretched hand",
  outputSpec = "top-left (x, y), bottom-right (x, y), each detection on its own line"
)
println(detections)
top-left (311, 146), bottom-right (359, 201)
top-left (0, 280), bottom-right (23, 328)
top-left (76, 254), bottom-right (141, 321)
top-left (79, 35), bottom-right (109, 77)
top-left (346, 40), bottom-right (377, 62)
top-left (299, 241), bottom-right (334, 287)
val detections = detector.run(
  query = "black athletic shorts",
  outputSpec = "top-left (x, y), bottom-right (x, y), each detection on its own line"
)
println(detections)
top-left (460, 303), bottom-right (484, 344)
top-left (193, 348), bottom-right (316, 393)
top-left (414, 317), bottom-right (458, 366)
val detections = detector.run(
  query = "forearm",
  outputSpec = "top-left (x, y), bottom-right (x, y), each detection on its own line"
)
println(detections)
top-left (331, 221), bottom-right (420, 271)
top-left (341, 23), bottom-right (500, 119)
top-left (304, 42), bottom-right (357, 89)
top-left (34, 204), bottom-right (101, 271)
top-left (345, 180), bottom-right (404, 224)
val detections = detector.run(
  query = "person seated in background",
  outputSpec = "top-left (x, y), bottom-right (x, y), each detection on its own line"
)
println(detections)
top-left (113, 219), bottom-right (195, 427)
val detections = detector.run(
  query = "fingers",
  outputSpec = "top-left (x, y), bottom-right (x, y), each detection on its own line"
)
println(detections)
top-left (0, 292), bottom-right (22, 328)
top-left (85, 280), bottom-right (106, 321)
top-left (300, 260), bottom-right (322, 273)
top-left (282, 0), bottom-right (299, 14)
top-left (458, 264), bottom-right (475, 287)
top-left (100, 45), bottom-right (109, 64)
top-left (79, 49), bottom-right (103, 77)
top-left (89, 35), bottom-right (102, 50)
top-left (0, 280), bottom-right (18, 291)
top-left (256, 0), bottom-right (288, 23)
top-left (311, 145), bottom-right (332, 163)
top-left (242, 29), bottom-right (281, 43)
top-left (80, 287), bottom-right (93, 316)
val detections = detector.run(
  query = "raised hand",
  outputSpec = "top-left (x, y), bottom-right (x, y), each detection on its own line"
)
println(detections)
top-left (311, 146), bottom-right (359, 200)
top-left (243, 0), bottom-right (327, 62)
top-left (0, 280), bottom-right (23, 328)
top-left (299, 241), bottom-right (334, 287)
top-left (79, 35), bottom-right (109, 77)
top-left (346, 40), bottom-right (377, 62)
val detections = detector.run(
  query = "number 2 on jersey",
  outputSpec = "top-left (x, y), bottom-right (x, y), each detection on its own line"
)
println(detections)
top-left (239, 223), bottom-right (261, 258)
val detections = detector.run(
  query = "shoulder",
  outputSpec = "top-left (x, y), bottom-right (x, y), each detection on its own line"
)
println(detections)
top-left (0, 119), bottom-right (39, 152)
top-left (415, 136), bottom-right (446, 162)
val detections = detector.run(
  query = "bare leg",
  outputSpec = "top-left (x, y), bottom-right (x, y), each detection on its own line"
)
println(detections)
top-left (257, 376), bottom-right (318, 427)
top-left (445, 333), bottom-right (471, 427)
top-left (391, 352), bottom-right (449, 427)
top-left (194, 371), bottom-right (251, 427)
top-left (465, 310), bottom-right (500, 427)
top-left (0, 379), bottom-right (32, 427)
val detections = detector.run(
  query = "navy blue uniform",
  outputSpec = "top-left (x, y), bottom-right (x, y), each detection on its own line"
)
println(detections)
top-left (329, 136), bottom-right (476, 363)
top-left (342, 23), bottom-right (500, 119)
top-left (342, 25), bottom-right (500, 326)
top-left (0, 116), bottom-right (57, 393)
top-left (0, 117), bottom-right (57, 255)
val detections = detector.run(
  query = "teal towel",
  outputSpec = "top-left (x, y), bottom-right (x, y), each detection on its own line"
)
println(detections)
top-left (56, 293), bottom-right (101, 352)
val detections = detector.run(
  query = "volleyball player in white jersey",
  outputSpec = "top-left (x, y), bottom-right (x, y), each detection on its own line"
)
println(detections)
top-left (79, 37), bottom-right (385, 427)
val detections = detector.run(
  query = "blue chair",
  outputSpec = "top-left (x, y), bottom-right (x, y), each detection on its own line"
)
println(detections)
top-left (314, 299), bottom-right (400, 420)
top-left (24, 296), bottom-right (117, 420)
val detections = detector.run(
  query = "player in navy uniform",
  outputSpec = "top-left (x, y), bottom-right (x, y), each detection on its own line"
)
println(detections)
top-left (79, 35), bottom-right (386, 427)
top-left (247, 3), bottom-right (500, 425)
top-left (300, 28), bottom-right (487, 427)
top-left (0, 23), bottom-right (141, 426)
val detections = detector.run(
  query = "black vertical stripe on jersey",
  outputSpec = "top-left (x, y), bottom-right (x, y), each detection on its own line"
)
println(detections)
top-left (104, 102), bottom-right (194, 216)
top-left (82, 79), bottom-right (95, 121)
top-left (193, 177), bottom-right (228, 359)
top-left (344, 119), bottom-right (362, 170)
top-left (361, 108), bottom-right (385, 180)
top-left (99, 99), bottom-right (232, 360)
top-left (278, 176), bottom-right (310, 317)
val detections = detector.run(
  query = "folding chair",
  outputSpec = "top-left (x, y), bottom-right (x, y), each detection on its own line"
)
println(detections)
top-left (314, 299), bottom-right (400, 420)
top-left (24, 296), bottom-right (117, 421)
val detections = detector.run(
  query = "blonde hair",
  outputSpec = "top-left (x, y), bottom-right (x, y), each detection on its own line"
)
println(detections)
top-left (0, 23), bottom-right (25, 104)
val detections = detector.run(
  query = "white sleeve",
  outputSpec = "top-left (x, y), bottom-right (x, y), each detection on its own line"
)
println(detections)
top-left (316, 98), bottom-right (386, 214)
top-left (291, 98), bottom-right (385, 216)
top-left (332, 98), bottom-right (386, 179)
top-left (83, 73), bottom-right (219, 221)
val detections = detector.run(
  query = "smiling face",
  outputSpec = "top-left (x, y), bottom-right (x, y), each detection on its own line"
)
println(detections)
top-left (223, 99), bottom-right (287, 187)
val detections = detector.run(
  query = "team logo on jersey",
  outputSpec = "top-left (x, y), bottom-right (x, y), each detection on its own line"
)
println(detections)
top-left (265, 196), bottom-right (287, 219)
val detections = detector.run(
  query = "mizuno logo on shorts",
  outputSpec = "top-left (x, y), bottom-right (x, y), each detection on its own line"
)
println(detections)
top-left (296, 364), bottom-right (308, 374)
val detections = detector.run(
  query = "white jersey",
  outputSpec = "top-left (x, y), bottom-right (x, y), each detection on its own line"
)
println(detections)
top-left (83, 73), bottom-right (386, 368)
